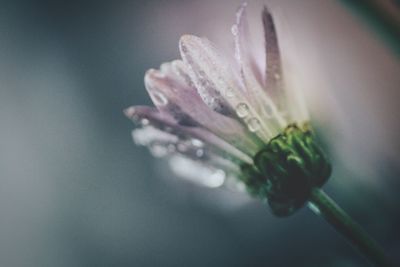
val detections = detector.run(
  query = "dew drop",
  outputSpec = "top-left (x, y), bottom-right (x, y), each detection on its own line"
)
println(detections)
top-left (191, 139), bottom-right (204, 147)
top-left (236, 103), bottom-right (249, 118)
top-left (264, 104), bottom-right (273, 118)
top-left (198, 70), bottom-right (206, 78)
top-left (274, 73), bottom-right (281, 80)
top-left (151, 90), bottom-right (168, 106)
top-left (196, 148), bottom-right (204, 158)
top-left (247, 117), bottom-right (261, 132)
top-left (140, 118), bottom-right (150, 126)
top-left (177, 142), bottom-right (188, 152)
top-left (231, 25), bottom-right (238, 36)
top-left (208, 170), bottom-right (225, 188)
top-left (180, 43), bottom-right (188, 53)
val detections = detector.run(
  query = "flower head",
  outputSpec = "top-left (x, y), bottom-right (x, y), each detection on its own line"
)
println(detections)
top-left (125, 3), bottom-right (331, 216)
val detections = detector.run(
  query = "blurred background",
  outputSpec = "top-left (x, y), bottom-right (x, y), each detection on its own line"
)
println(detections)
top-left (0, 0), bottom-right (399, 266)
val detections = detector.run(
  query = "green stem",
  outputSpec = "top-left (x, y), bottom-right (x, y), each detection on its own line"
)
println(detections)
top-left (308, 188), bottom-right (392, 267)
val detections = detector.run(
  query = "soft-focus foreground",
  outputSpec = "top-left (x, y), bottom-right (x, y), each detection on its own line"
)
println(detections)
top-left (0, 0), bottom-right (399, 266)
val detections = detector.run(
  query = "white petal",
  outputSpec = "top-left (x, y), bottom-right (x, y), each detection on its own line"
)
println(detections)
top-left (124, 105), bottom-right (253, 164)
top-left (266, 7), bottom-right (309, 123)
top-left (233, 4), bottom-right (288, 136)
top-left (169, 155), bottom-right (232, 188)
top-left (180, 34), bottom-right (285, 142)
top-left (233, 2), bottom-right (264, 87)
top-left (144, 62), bottom-right (264, 156)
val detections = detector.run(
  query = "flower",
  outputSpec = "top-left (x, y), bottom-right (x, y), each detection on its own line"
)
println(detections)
top-left (125, 3), bottom-right (331, 216)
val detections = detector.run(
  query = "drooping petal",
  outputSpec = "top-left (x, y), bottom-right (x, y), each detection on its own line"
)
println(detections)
top-left (144, 61), bottom-right (264, 156)
top-left (169, 155), bottom-right (226, 188)
top-left (124, 105), bottom-right (253, 164)
top-left (132, 125), bottom-right (241, 174)
top-left (131, 126), bottom-right (178, 157)
top-left (168, 155), bottom-right (243, 190)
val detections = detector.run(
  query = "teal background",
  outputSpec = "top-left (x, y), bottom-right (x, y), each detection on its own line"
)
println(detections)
top-left (0, 0), bottom-right (399, 266)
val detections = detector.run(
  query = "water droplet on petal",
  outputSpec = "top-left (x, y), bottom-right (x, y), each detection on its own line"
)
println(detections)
top-left (177, 142), bottom-right (188, 152)
top-left (180, 42), bottom-right (188, 53)
top-left (191, 139), bottom-right (204, 147)
top-left (231, 25), bottom-right (238, 36)
top-left (141, 118), bottom-right (150, 126)
top-left (247, 117), bottom-right (261, 132)
top-left (207, 169), bottom-right (225, 187)
top-left (196, 148), bottom-right (204, 158)
top-left (274, 73), bottom-right (281, 80)
top-left (151, 90), bottom-right (168, 106)
top-left (236, 103), bottom-right (249, 118)
top-left (264, 104), bottom-right (273, 118)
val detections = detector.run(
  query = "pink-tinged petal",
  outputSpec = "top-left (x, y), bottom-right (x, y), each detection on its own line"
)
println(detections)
top-left (179, 35), bottom-right (240, 115)
top-left (145, 67), bottom-right (199, 127)
top-left (124, 105), bottom-right (175, 126)
top-left (233, 2), bottom-right (264, 87)
top-left (232, 3), bottom-right (287, 135)
top-left (144, 61), bottom-right (264, 155)
top-left (124, 105), bottom-right (253, 164)
top-left (180, 34), bottom-right (286, 142)
top-left (262, 7), bottom-right (309, 123)
top-left (263, 7), bottom-right (286, 111)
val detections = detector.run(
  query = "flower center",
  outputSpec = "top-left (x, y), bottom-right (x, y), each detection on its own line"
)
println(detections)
top-left (240, 124), bottom-right (331, 216)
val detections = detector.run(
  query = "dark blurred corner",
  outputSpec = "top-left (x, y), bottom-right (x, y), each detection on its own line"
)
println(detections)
top-left (0, 0), bottom-right (399, 266)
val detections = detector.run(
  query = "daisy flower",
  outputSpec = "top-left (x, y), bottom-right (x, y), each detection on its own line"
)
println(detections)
top-left (125, 3), bottom-right (391, 266)
top-left (125, 3), bottom-right (329, 215)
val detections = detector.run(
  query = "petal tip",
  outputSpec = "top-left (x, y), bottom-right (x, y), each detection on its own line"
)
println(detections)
top-left (179, 34), bottom-right (205, 54)
top-left (145, 68), bottom-right (164, 85)
top-left (124, 106), bottom-right (136, 118)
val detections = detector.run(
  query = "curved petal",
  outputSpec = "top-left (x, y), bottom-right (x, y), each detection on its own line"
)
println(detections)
top-left (132, 125), bottom-right (241, 174)
top-left (264, 7), bottom-right (309, 123)
top-left (233, 4), bottom-right (288, 135)
top-left (144, 61), bottom-right (264, 156)
top-left (124, 105), bottom-right (253, 163)
top-left (233, 2), bottom-right (264, 88)
top-left (263, 6), bottom-right (283, 94)
top-left (179, 34), bottom-right (285, 142)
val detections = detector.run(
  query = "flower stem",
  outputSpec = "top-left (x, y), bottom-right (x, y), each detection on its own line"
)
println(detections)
top-left (308, 188), bottom-right (392, 267)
